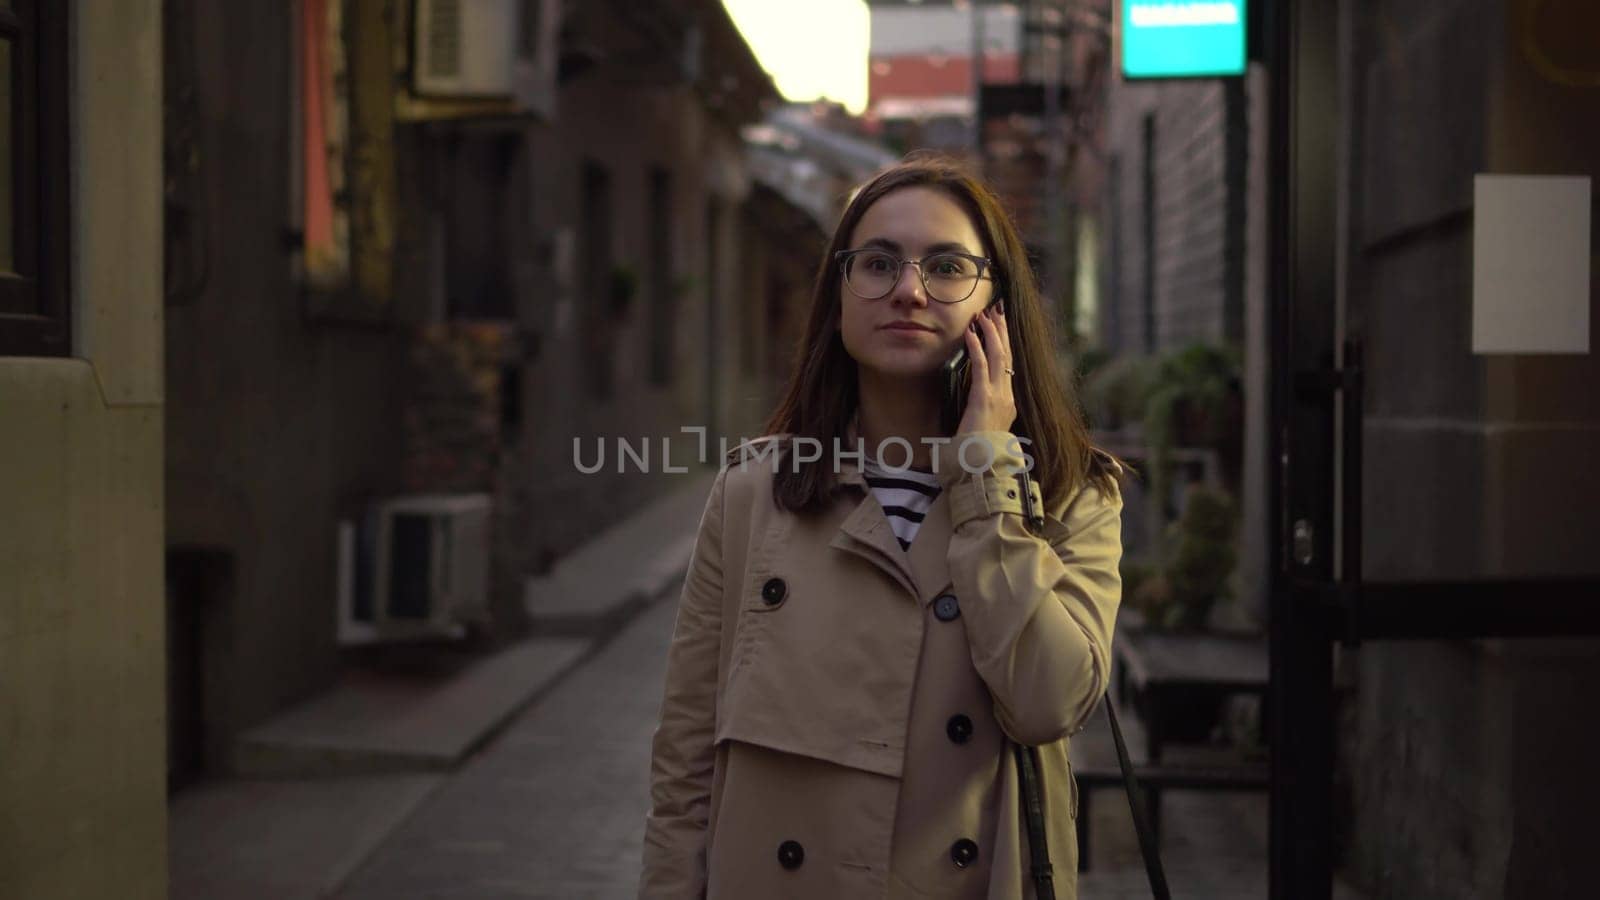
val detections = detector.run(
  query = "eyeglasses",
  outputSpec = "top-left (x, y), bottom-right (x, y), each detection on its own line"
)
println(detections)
top-left (835, 248), bottom-right (995, 305)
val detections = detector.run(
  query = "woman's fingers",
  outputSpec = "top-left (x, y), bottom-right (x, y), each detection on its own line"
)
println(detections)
top-left (965, 315), bottom-right (988, 373)
top-left (991, 304), bottom-right (1013, 375)
top-left (956, 305), bottom-right (1017, 434)
top-left (978, 306), bottom-right (1009, 383)
top-left (995, 301), bottom-right (1013, 367)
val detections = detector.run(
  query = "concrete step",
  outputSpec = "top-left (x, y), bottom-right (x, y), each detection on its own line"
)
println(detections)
top-left (234, 636), bottom-right (589, 776)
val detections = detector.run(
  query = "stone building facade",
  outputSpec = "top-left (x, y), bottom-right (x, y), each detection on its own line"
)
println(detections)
top-left (1098, 1), bottom-right (1600, 895)
top-left (1333, 2), bottom-right (1600, 895)
top-left (157, 0), bottom-right (813, 792)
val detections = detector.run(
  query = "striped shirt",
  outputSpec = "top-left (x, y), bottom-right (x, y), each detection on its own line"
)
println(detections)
top-left (862, 457), bottom-right (942, 551)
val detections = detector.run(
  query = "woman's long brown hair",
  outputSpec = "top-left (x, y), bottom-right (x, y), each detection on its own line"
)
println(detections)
top-left (758, 154), bottom-right (1122, 515)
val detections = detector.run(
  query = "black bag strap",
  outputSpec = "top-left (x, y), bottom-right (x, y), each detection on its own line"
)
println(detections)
top-left (1013, 742), bottom-right (1056, 899)
top-left (1015, 699), bottom-right (1171, 899)
top-left (1105, 697), bottom-right (1171, 898)
top-left (1011, 468), bottom-right (1168, 896)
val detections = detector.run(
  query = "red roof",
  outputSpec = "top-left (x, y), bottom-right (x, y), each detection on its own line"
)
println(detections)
top-left (869, 53), bottom-right (1020, 102)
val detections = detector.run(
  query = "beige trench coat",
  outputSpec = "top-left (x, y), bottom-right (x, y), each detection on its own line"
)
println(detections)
top-left (639, 426), bottom-right (1124, 899)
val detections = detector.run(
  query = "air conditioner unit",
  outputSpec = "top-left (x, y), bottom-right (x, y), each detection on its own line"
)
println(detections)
top-left (413, 0), bottom-right (519, 98)
top-left (338, 493), bottom-right (492, 645)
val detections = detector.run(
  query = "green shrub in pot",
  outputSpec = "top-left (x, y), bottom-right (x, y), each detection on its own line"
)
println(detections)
top-left (1160, 484), bottom-right (1238, 630)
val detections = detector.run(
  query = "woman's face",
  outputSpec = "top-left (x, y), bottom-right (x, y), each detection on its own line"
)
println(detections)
top-left (837, 186), bottom-right (997, 380)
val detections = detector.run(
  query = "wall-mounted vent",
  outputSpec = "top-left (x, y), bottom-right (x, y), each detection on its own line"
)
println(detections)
top-left (425, 0), bottom-right (463, 79)
top-left (413, 0), bottom-right (517, 97)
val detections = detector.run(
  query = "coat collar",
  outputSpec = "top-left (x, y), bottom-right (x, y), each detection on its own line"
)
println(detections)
top-left (830, 410), bottom-right (869, 494)
top-left (826, 410), bottom-right (953, 606)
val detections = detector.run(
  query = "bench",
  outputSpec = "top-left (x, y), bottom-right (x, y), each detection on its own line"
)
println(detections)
top-left (1113, 620), bottom-right (1268, 762)
top-left (1072, 761), bottom-right (1269, 871)
top-left (1070, 616), bottom-right (1270, 870)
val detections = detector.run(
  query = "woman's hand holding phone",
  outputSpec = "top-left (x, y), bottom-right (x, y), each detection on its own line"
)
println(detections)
top-left (955, 301), bottom-right (1017, 436)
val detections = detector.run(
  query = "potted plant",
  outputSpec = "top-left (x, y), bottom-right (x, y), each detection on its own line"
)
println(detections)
top-left (1081, 351), bottom-right (1156, 433)
top-left (1139, 342), bottom-right (1243, 501)
top-left (1126, 485), bottom-right (1238, 630)
top-left (1119, 485), bottom-right (1243, 742)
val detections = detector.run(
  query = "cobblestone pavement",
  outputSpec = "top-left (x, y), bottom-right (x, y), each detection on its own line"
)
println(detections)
top-left (334, 593), bottom-right (677, 900)
top-left (336, 586), bottom-right (1364, 899)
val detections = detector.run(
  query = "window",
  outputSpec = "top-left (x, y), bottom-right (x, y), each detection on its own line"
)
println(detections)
top-left (580, 161), bottom-right (614, 399)
top-left (1140, 112), bottom-right (1157, 353)
top-left (1106, 153), bottom-right (1124, 356)
top-left (0, 0), bottom-right (69, 356)
top-left (739, 226), bottom-right (759, 378)
top-left (647, 166), bottom-right (674, 385)
top-left (517, 0), bottom-right (542, 60)
top-left (443, 132), bottom-right (519, 320)
top-left (703, 198), bottom-right (722, 434)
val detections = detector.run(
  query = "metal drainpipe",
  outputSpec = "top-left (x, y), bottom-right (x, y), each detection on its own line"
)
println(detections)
top-left (1044, 2), bottom-right (1065, 312)
top-left (971, 0), bottom-right (986, 163)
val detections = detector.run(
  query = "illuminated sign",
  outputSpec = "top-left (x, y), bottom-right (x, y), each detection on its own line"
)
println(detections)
top-left (1121, 1), bottom-right (1248, 79)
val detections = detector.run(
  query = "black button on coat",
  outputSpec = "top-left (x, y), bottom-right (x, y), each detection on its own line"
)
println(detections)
top-left (761, 577), bottom-right (786, 605)
top-left (951, 838), bottom-right (980, 869)
top-left (947, 714), bottom-right (974, 744)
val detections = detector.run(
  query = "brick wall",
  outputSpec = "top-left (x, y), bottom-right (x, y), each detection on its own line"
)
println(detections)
top-left (401, 324), bottom-right (515, 495)
top-left (1104, 78), bottom-right (1250, 354)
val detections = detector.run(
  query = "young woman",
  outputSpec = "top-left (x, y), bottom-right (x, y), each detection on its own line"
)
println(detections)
top-left (639, 156), bottom-right (1125, 899)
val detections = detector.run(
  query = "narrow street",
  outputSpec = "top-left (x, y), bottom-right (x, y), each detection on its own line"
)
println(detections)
top-left (161, 465), bottom-right (1369, 900)
top-left (331, 595), bottom-right (680, 899)
top-left (321, 580), bottom-right (1363, 900)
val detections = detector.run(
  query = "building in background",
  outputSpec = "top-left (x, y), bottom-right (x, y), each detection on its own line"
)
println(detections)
top-left (745, 100), bottom-right (898, 230)
top-left (1102, 60), bottom-right (1253, 357)
top-left (864, 0), bottom-right (1109, 344)
top-left (157, 0), bottom-right (810, 795)
top-left (1096, 0), bottom-right (1262, 588)
top-left (744, 100), bottom-right (898, 378)
top-left (489, 0), bottom-right (786, 608)
top-left (989, 0), bottom-right (1112, 339)
top-left (865, 0), bottom-right (1020, 157)
top-left (1091, 1), bottom-right (1600, 896)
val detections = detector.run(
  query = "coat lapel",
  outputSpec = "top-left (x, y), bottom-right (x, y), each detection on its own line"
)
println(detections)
top-left (829, 458), bottom-right (920, 601)
top-left (904, 488), bottom-right (953, 606)
top-left (828, 411), bottom-right (953, 606)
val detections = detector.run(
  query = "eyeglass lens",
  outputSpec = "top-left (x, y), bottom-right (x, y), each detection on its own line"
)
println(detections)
top-left (843, 251), bottom-right (983, 303)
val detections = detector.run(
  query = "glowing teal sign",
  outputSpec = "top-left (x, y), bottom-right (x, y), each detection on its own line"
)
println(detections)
top-left (1121, 0), bottom-right (1247, 79)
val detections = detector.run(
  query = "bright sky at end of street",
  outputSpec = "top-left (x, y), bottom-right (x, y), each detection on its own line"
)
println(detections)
top-left (722, 0), bottom-right (871, 114)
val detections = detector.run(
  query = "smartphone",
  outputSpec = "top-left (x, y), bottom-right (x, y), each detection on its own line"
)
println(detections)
top-left (940, 345), bottom-right (970, 436)
top-left (940, 297), bottom-right (1000, 435)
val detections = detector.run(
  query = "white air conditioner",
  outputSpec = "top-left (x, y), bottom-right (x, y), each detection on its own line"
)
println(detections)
top-left (413, 0), bottom-right (519, 98)
top-left (338, 493), bottom-right (492, 645)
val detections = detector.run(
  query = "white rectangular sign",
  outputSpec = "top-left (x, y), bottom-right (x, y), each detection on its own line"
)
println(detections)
top-left (1472, 174), bottom-right (1591, 355)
